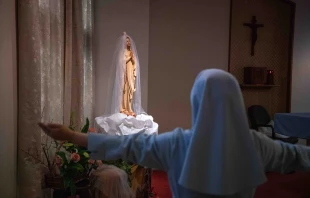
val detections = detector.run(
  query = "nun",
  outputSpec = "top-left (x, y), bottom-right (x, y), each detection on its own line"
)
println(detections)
top-left (39, 69), bottom-right (310, 198)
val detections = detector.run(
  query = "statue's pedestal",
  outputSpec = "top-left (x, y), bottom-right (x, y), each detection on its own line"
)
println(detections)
top-left (95, 113), bottom-right (158, 136)
top-left (94, 113), bottom-right (156, 197)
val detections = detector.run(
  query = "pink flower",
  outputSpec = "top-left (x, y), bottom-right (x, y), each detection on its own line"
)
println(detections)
top-left (71, 153), bottom-right (80, 163)
top-left (88, 159), bottom-right (95, 164)
top-left (88, 127), bottom-right (96, 133)
top-left (55, 155), bottom-right (63, 166)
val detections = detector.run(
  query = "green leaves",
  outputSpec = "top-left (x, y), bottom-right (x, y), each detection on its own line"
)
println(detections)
top-left (63, 142), bottom-right (76, 153)
top-left (56, 151), bottom-right (68, 164)
top-left (60, 161), bottom-right (85, 196)
top-left (82, 152), bottom-right (89, 158)
top-left (81, 118), bottom-right (89, 133)
top-left (55, 116), bottom-right (93, 196)
top-left (69, 113), bottom-right (89, 133)
top-left (63, 178), bottom-right (77, 196)
top-left (70, 162), bottom-right (84, 172)
top-left (63, 143), bottom-right (74, 147)
top-left (64, 178), bottom-right (71, 189)
top-left (69, 181), bottom-right (77, 196)
top-left (69, 112), bottom-right (77, 130)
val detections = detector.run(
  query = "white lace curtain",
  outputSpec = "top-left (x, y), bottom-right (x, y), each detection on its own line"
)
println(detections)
top-left (17, 0), bottom-right (94, 197)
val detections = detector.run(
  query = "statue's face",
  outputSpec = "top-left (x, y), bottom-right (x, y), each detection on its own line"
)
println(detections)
top-left (126, 37), bottom-right (131, 47)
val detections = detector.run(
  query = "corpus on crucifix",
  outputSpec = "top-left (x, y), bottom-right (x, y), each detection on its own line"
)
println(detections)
top-left (243, 16), bottom-right (264, 56)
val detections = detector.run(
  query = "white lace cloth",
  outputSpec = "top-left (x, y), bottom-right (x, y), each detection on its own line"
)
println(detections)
top-left (95, 113), bottom-right (158, 136)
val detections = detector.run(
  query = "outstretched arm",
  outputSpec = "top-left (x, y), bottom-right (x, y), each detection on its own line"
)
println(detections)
top-left (38, 123), bottom-right (183, 171)
top-left (87, 131), bottom-right (180, 171)
top-left (251, 130), bottom-right (310, 173)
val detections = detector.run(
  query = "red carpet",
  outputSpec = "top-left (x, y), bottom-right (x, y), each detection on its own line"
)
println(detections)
top-left (152, 171), bottom-right (310, 198)
top-left (152, 170), bottom-right (172, 197)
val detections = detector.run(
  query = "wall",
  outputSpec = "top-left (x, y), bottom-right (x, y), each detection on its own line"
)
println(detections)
top-left (93, 0), bottom-right (310, 133)
top-left (229, 0), bottom-right (292, 117)
top-left (94, 0), bottom-right (149, 117)
top-left (148, 0), bottom-right (231, 132)
top-left (0, 0), bottom-right (17, 197)
top-left (290, 0), bottom-right (310, 112)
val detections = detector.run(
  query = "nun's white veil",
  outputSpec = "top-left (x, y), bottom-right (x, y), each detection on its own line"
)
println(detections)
top-left (178, 69), bottom-right (266, 195)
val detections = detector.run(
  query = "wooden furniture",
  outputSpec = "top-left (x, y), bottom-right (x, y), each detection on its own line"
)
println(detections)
top-left (247, 105), bottom-right (298, 144)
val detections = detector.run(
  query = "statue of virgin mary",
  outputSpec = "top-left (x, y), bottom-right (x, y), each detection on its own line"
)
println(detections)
top-left (95, 32), bottom-right (158, 136)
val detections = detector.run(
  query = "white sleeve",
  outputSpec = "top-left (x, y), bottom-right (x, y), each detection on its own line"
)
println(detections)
top-left (251, 130), bottom-right (310, 173)
top-left (88, 130), bottom-right (181, 171)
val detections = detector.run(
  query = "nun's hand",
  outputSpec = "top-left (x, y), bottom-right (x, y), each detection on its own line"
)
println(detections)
top-left (38, 122), bottom-right (75, 141)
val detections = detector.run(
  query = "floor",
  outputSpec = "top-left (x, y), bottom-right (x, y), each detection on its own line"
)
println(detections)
top-left (152, 171), bottom-right (310, 198)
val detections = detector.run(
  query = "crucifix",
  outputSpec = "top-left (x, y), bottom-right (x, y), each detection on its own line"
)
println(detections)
top-left (243, 16), bottom-right (264, 56)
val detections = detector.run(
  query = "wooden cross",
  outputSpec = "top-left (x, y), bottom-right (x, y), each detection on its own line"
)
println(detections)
top-left (243, 16), bottom-right (264, 56)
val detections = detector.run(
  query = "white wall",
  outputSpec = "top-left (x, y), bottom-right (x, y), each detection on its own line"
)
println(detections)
top-left (94, 0), bottom-right (150, 117)
top-left (148, 0), bottom-right (231, 132)
top-left (290, 0), bottom-right (310, 112)
top-left (0, 0), bottom-right (17, 197)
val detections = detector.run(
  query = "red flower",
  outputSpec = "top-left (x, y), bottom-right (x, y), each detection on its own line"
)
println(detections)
top-left (88, 127), bottom-right (96, 133)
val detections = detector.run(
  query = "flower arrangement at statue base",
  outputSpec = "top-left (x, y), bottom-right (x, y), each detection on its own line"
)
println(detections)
top-left (50, 117), bottom-right (100, 196)
top-left (23, 114), bottom-right (100, 197)
top-left (23, 113), bottom-right (152, 197)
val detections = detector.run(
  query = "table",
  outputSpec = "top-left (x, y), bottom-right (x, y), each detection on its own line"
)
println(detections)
top-left (274, 113), bottom-right (310, 145)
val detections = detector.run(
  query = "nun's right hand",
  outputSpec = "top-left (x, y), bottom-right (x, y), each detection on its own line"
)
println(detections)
top-left (38, 122), bottom-right (75, 142)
